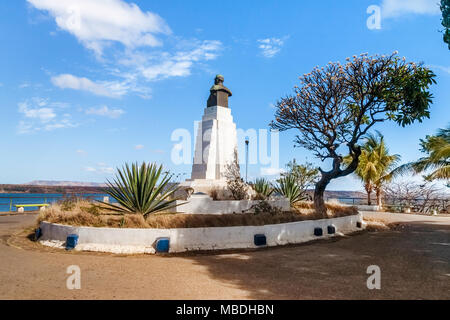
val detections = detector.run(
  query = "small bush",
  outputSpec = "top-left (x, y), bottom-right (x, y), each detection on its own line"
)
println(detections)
top-left (58, 196), bottom-right (79, 211)
top-left (209, 188), bottom-right (219, 201)
top-left (251, 178), bottom-right (273, 200)
top-left (248, 200), bottom-right (282, 216)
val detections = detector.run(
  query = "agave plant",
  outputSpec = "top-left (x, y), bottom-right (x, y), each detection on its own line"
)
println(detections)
top-left (274, 174), bottom-right (304, 205)
top-left (252, 178), bottom-right (274, 199)
top-left (100, 162), bottom-right (180, 218)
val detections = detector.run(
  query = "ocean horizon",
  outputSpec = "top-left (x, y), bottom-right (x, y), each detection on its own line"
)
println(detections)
top-left (0, 193), bottom-right (112, 213)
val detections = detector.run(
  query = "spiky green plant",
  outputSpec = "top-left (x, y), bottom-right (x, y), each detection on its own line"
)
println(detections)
top-left (100, 162), bottom-right (180, 218)
top-left (252, 178), bottom-right (274, 199)
top-left (274, 174), bottom-right (304, 205)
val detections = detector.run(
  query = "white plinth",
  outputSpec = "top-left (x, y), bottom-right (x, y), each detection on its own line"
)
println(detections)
top-left (191, 105), bottom-right (238, 181)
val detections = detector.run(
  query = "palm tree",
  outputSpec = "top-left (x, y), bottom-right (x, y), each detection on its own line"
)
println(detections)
top-left (345, 132), bottom-right (400, 206)
top-left (100, 162), bottom-right (181, 218)
top-left (395, 125), bottom-right (450, 182)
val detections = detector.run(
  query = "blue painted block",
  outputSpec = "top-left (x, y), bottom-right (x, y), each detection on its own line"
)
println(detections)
top-left (156, 238), bottom-right (170, 253)
top-left (34, 228), bottom-right (42, 241)
top-left (327, 225), bottom-right (336, 234)
top-left (314, 227), bottom-right (323, 236)
top-left (66, 234), bottom-right (79, 250)
top-left (254, 234), bottom-right (267, 246)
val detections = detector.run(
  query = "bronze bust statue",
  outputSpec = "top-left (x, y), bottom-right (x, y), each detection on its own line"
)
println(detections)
top-left (207, 75), bottom-right (232, 108)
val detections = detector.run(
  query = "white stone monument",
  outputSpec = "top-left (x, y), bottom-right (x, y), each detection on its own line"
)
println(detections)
top-left (180, 75), bottom-right (238, 194)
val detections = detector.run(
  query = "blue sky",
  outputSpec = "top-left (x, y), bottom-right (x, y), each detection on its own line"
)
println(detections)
top-left (0, 0), bottom-right (448, 191)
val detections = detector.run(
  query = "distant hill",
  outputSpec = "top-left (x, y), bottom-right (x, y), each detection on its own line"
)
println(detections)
top-left (0, 184), bottom-right (107, 194)
top-left (1, 181), bottom-right (366, 199)
top-left (28, 180), bottom-right (106, 187)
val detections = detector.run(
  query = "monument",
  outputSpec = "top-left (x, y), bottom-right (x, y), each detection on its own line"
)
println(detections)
top-left (180, 75), bottom-right (239, 195)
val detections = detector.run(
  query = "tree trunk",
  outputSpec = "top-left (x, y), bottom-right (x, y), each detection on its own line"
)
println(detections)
top-left (376, 187), bottom-right (382, 207)
top-left (365, 184), bottom-right (372, 206)
top-left (314, 146), bottom-right (361, 218)
top-left (314, 174), bottom-right (331, 218)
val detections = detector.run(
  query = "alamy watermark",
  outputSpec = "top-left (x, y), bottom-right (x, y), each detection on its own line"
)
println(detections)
top-left (367, 5), bottom-right (381, 30)
top-left (66, 265), bottom-right (81, 290)
top-left (66, 5), bottom-right (81, 31)
top-left (170, 123), bottom-right (281, 175)
top-left (366, 265), bottom-right (381, 290)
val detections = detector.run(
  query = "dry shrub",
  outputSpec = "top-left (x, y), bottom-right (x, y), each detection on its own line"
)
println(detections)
top-left (38, 199), bottom-right (359, 229)
top-left (293, 201), bottom-right (358, 218)
top-left (209, 188), bottom-right (219, 201)
top-left (364, 221), bottom-right (389, 232)
top-left (147, 211), bottom-right (307, 229)
top-left (38, 200), bottom-right (149, 228)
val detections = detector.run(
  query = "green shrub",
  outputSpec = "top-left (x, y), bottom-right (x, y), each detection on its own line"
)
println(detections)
top-left (252, 178), bottom-right (273, 199)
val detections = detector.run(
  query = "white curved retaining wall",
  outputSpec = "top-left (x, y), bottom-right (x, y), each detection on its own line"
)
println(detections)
top-left (39, 213), bottom-right (364, 254)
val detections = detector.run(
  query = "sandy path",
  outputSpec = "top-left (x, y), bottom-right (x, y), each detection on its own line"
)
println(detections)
top-left (0, 213), bottom-right (448, 300)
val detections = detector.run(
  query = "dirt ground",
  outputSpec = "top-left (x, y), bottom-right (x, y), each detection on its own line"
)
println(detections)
top-left (0, 212), bottom-right (448, 300)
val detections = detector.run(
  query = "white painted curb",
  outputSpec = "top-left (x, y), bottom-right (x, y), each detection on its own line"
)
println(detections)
top-left (39, 213), bottom-right (365, 254)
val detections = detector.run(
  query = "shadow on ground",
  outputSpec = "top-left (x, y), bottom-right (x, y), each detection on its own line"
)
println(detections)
top-left (179, 221), bottom-right (450, 299)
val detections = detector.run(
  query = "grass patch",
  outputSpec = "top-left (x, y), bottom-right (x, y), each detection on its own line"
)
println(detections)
top-left (38, 200), bottom-right (358, 229)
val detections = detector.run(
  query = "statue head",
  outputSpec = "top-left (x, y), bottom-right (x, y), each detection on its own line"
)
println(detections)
top-left (215, 74), bottom-right (225, 85)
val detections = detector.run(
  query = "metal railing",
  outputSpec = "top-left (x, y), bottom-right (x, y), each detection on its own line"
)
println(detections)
top-left (0, 194), bottom-right (110, 213)
top-left (327, 197), bottom-right (450, 213)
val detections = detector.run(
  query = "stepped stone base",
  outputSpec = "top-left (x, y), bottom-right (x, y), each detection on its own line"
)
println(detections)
top-left (176, 179), bottom-right (229, 200)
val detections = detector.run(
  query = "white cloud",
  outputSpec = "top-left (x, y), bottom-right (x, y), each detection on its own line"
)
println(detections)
top-left (260, 167), bottom-right (285, 176)
top-left (76, 149), bottom-right (87, 155)
top-left (122, 40), bottom-right (223, 81)
top-left (27, 0), bottom-right (171, 56)
top-left (18, 101), bottom-right (56, 122)
top-left (85, 165), bottom-right (114, 174)
top-left (428, 64), bottom-right (450, 75)
top-left (100, 167), bottom-right (115, 174)
top-left (85, 105), bottom-right (125, 119)
top-left (51, 74), bottom-right (128, 98)
top-left (381, 0), bottom-right (441, 19)
top-left (30, 1), bottom-right (223, 98)
top-left (257, 37), bottom-right (286, 58)
top-left (19, 83), bottom-right (31, 89)
top-left (135, 144), bottom-right (144, 150)
top-left (17, 98), bottom-right (77, 134)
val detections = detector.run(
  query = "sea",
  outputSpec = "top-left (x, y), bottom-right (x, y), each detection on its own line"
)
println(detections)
top-left (0, 193), bottom-right (113, 213)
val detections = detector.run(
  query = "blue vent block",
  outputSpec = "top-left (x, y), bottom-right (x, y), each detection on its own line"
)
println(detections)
top-left (34, 228), bottom-right (42, 241)
top-left (66, 234), bottom-right (79, 250)
top-left (327, 225), bottom-right (336, 234)
top-left (314, 227), bottom-right (323, 237)
top-left (156, 238), bottom-right (170, 253)
top-left (356, 221), bottom-right (362, 228)
top-left (254, 234), bottom-right (267, 246)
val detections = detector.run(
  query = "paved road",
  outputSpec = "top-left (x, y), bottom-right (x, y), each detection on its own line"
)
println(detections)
top-left (0, 213), bottom-right (448, 300)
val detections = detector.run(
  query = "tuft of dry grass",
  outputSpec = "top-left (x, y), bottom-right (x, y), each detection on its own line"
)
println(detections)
top-left (38, 200), bottom-right (150, 229)
top-left (292, 201), bottom-right (358, 218)
top-left (38, 199), bottom-right (358, 229)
